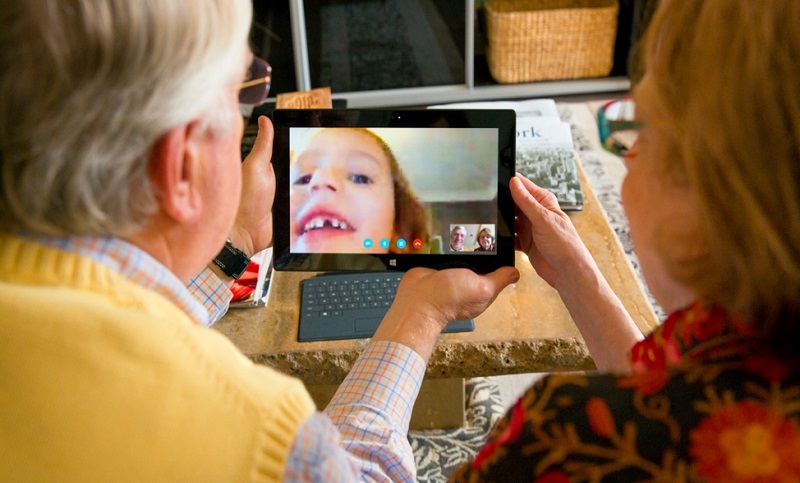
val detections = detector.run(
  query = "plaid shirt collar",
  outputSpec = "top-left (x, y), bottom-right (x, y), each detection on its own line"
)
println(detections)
top-left (29, 234), bottom-right (209, 326)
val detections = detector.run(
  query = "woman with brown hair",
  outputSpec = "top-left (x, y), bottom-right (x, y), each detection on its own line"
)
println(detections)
top-left (474, 227), bottom-right (495, 252)
top-left (451, 0), bottom-right (800, 480)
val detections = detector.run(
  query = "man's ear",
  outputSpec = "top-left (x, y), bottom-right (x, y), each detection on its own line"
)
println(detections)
top-left (149, 122), bottom-right (204, 223)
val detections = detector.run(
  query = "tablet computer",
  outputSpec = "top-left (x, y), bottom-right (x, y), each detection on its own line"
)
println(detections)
top-left (270, 108), bottom-right (516, 274)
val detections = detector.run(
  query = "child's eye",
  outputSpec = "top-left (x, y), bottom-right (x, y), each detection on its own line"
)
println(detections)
top-left (293, 174), bottom-right (312, 185)
top-left (349, 173), bottom-right (373, 184)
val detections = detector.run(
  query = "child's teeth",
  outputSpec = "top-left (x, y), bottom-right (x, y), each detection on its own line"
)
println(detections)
top-left (303, 216), bottom-right (350, 232)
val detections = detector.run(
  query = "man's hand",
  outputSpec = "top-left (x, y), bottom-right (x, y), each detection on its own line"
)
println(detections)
top-left (372, 266), bottom-right (519, 362)
top-left (229, 115), bottom-right (275, 257)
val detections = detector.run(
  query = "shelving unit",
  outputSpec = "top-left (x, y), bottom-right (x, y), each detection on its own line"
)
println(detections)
top-left (256, 0), bottom-right (631, 109)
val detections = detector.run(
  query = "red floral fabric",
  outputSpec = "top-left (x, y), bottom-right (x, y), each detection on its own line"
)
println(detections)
top-left (449, 301), bottom-right (800, 482)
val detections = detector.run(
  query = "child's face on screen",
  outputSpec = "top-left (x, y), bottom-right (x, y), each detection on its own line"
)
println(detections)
top-left (290, 129), bottom-right (396, 253)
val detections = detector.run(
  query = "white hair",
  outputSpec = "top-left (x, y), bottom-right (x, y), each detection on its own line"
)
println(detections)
top-left (0, 0), bottom-right (252, 236)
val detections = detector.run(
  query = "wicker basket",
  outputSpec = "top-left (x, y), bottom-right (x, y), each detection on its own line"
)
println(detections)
top-left (484, 0), bottom-right (619, 83)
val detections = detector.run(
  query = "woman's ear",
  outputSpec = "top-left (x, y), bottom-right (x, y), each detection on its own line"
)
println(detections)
top-left (148, 122), bottom-right (204, 224)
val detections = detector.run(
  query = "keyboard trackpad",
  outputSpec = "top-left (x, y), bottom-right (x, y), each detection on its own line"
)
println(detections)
top-left (355, 317), bottom-right (382, 334)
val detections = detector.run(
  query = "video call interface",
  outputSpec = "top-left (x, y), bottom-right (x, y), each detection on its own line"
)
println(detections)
top-left (288, 126), bottom-right (500, 256)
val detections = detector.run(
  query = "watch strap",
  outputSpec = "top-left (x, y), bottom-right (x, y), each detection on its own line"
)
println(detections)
top-left (212, 240), bottom-right (250, 280)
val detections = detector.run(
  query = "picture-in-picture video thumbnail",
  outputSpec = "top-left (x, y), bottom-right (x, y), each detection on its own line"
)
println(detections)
top-left (289, 127), bottom-right (499, 255)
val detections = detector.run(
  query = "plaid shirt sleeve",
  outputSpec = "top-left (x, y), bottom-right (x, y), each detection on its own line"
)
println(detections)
top-left (187, 266), bottom-right (232, 327)
top-left (283, 340), bottom-right (426, 482)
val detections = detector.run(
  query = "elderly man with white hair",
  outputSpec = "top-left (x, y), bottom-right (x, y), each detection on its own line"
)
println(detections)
top-left (0, 1), bottom-right (518, 480)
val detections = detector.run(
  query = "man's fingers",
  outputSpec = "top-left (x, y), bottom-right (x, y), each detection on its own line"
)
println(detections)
top-left (484, 266), bottom-right (520, 296)
top-left (248, 115), bottom-right (274, 164)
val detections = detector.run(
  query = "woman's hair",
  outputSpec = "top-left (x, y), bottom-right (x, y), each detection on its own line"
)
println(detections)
top-left (641, 0), bottom-right (800, 349)
top-left (352, 129), bottom-right (431, 253)
top-left (0, 0), bottom-right (252, 236)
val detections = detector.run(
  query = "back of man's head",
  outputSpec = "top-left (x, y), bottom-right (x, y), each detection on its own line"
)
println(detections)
top-left (0, 0), bottom-right (251, 237)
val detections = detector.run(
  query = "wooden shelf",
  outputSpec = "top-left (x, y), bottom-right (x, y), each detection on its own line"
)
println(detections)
top-left (331, 77), bottom-right (631, 109)
top-left (271, 0), bottom-right (631, 109)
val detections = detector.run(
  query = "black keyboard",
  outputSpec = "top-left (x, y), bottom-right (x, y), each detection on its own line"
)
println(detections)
top-left (298, 271), bottom-right (475, 342)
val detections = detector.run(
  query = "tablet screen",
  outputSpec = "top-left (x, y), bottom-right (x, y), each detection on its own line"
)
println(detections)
top-left (271, 109), bottom-right (515, 273)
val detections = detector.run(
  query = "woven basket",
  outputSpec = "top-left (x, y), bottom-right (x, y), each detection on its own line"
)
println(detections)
top-left (484, 0), bottom-right (619, 83)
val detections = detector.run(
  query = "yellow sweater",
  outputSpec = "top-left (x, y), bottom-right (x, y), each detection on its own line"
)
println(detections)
top-left (0, 235), bottom-right (316, 482)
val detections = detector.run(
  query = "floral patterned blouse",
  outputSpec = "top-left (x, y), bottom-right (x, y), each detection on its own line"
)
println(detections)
top-left (449, 302), bottom-right (800, 482)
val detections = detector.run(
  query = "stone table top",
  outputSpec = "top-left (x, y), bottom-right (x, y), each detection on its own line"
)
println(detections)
top-left (213, 164), bottom-right (659, 386)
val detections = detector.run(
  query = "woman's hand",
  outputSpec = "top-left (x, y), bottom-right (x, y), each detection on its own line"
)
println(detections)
top-left (511, 173), bottom-right (597, 291)
top-left (511, 173), bottom-right (644, 372)
top-left (372, 266), bottom-right (519, 362)
top-left (229, 115), bottom-right (276, 257)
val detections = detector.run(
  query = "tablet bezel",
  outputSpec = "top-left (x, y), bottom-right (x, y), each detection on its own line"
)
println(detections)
top-left (271, 108), bottom-right (516, 274)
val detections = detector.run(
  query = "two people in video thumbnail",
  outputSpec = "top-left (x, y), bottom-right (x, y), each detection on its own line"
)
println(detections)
top-left (450, 224), bottom-right (497, 253)
top-left (449, 225), bottom-right (496, 252)
top-left (289, 127), bottom-right (498, 255)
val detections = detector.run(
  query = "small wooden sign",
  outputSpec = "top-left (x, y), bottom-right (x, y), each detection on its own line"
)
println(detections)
top-left (275, 87), bottom-right (332, 109)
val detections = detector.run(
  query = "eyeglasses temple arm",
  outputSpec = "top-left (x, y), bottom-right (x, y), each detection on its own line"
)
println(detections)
top-left (239, 76), bottom-right (271, 89)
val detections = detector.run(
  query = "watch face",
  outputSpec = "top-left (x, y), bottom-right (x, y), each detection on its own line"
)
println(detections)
top-left (215, 241), bottom-right (250, 279)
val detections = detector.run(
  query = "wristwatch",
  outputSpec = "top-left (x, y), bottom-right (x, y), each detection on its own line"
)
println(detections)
top-left (212, 240), bottom-right (250, 280)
